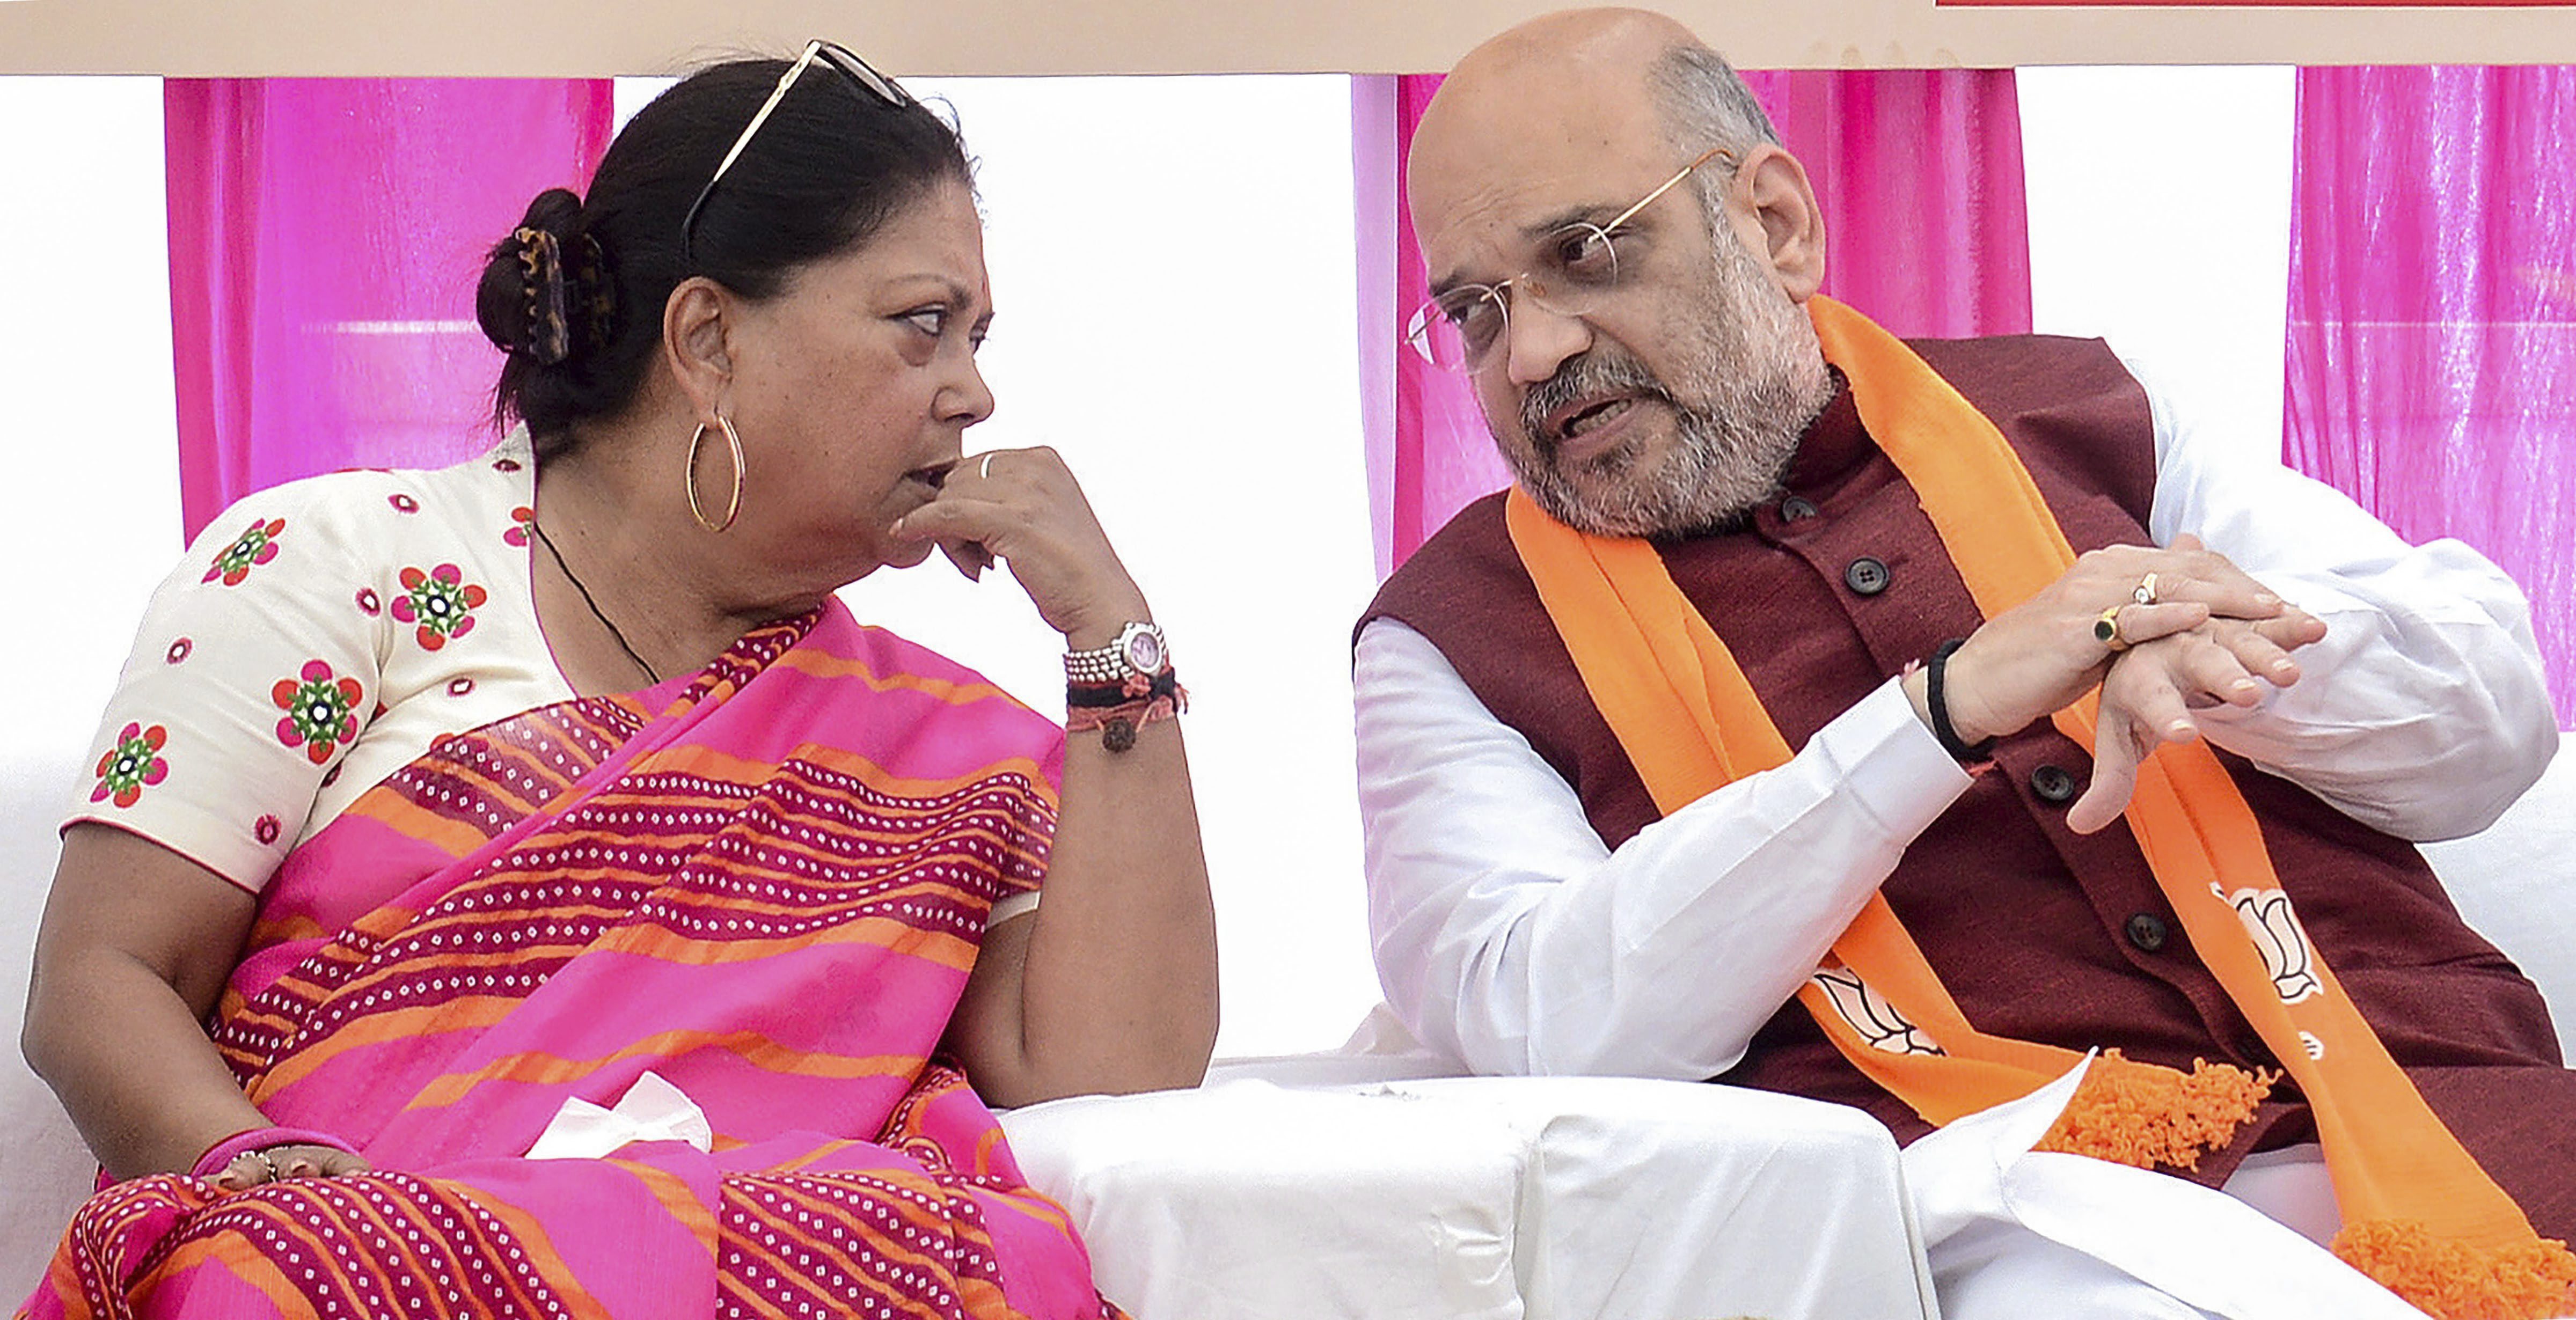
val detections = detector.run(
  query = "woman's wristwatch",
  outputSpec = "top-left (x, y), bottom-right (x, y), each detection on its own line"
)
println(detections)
top-left (1063, 621), bottom-right (1170, 686)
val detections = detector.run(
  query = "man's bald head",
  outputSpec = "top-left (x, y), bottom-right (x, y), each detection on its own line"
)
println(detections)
top-left (1410, 9), bottom-right (1779, 247)
top-left (1403, 8), bottom-right (1832, 539)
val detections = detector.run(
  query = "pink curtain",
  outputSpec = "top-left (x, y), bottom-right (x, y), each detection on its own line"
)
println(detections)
top-left (2285, 67), bottom-right (2576, 725)
top-left (166, 79), bottom-right (614, 539)
top-left (1362, 70), bottom-right (2031, 576)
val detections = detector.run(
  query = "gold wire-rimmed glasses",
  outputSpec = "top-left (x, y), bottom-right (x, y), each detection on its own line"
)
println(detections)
top-left (680, 39), bottom-right (918, 263)
top-left (1405, 145), bottom-right (1737, 374)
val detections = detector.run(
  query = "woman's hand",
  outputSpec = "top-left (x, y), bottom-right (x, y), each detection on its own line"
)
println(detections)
top-left (889, 448), bottom-right (1150, 645)
top-left (209, 1144), bottom-right (374, 1192)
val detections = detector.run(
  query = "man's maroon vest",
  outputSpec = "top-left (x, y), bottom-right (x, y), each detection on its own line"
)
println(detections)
top-left (1362, 334), bottom-right (2574, 1224)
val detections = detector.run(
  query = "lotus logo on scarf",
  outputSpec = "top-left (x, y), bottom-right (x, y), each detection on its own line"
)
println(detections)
top-left (2224, 885), bottom-right (2323, 1004)
top-left (1812, 966), bottom-right (1944, 1055)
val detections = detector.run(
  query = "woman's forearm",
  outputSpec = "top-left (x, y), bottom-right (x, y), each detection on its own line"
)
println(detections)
top-left (997, 715), bottom-right (1218, 1103)
top-left (895, 459), bottom-right (1221, 1105)
top-left (25, 825), bottom-right (272, 1179)
top-left (24, 949), bottom-right (273, 1178)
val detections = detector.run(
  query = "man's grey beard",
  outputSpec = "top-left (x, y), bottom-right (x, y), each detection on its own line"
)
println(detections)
top-left (1502, 238), bottom-right (1834, 538)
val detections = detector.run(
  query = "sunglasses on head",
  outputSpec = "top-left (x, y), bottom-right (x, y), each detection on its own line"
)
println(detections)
top-left (679, 40), bottom-right (918, 263)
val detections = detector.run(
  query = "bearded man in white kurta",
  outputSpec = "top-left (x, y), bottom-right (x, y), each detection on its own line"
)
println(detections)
top-left (1356, 10), bottom-right (2575, 1319)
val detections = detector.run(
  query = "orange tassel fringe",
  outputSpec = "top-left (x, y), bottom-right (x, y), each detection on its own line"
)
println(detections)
top-left (2027, 1058), bottom-right (2576, 1318)
top-left (2035, 1051), bottom-right (2274, 1172)
top-left (2333, 1220), bottom-right (2576, 1320)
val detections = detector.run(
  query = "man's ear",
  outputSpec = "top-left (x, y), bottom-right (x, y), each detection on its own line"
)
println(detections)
top-left (661, 277), bottom-right (735, 421)
top-left (1731, 144), bottom-right (1826, 303)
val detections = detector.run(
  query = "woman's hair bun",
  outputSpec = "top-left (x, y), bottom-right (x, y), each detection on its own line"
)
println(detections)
top-left (475, 187), bottom-right (613, 369)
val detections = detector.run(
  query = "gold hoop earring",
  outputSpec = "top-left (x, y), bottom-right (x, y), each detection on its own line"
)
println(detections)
top-left (685, 415), bottom-right (745, 533)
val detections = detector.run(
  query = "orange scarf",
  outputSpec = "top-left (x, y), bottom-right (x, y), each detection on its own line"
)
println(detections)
top-left (1505, 295), bottom-right (2574, 1318)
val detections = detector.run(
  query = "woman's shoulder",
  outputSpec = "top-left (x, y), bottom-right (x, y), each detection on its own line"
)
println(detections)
top-left (187, 435), bottom-right (533, 572)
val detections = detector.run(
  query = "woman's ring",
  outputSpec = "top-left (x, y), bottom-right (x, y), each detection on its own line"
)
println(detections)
top-left (978, 453), bottom-right (995, 481)
top-left (2132, 572), bottom-right (2159, 606)
top-left (2095, 605), bottom-right (2130, 652)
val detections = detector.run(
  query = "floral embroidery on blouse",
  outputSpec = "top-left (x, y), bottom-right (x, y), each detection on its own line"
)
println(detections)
top-left (91, 723), bottom-right (170, 808)
top-left (253, 814), bottom-right (282, 845)
top-left (271, 660), bottom-right (363, 765)
top-left (392, 564), bottom-right (488, 650)
top-left (203, 518), bottom-right (285, 586)
top-left (355, 587), bottom-right (382, 616)
top-left (504, 506), bottom-right (536, 548)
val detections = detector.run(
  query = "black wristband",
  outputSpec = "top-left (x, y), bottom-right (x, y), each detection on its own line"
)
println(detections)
top-left (1926, 639), bottom-right (1997, 763)
top-left (1065, 669), bottom-right (1181, 710)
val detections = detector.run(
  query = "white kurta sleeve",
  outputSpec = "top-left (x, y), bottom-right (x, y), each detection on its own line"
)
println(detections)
top-left (2137, 363), bottom-right (2559, 841)
top-left (1355, 618), bottom-right (1974, 1080)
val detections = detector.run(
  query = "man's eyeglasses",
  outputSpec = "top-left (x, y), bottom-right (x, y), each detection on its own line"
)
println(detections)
top-left (680, 40), bottom-right (917, 263)
top-left (1405, 146), bottom-right (1737, 375)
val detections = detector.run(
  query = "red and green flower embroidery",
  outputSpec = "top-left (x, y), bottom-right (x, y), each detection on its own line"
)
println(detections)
top-left (203, 518), bottom-right (285, 586)
top-left (90, 723), bottom-right (169, 808)
top-left (504, 506), bottom-right (536, 548)
top-left (272, 659), bottom-right (363, 764)
top-left (391, 564), bottom-right (487, 650)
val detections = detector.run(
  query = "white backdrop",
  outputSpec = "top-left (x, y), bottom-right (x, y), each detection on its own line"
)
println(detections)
top-left (2022, 65), bottom-right (2296, 460)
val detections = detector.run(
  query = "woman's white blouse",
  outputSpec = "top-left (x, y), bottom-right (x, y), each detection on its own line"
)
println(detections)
top-left (67, 431), bottom-right (574, 892)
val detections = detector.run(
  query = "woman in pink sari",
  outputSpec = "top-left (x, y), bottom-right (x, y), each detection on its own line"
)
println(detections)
top-left (21, 43), bottom-right (1214, 1319)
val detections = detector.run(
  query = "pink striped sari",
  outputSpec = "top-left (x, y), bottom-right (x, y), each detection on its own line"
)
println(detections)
top-left (25, 604), bottom-right (1123, 1320)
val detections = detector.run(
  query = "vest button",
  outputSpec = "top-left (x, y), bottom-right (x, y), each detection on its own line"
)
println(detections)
top-left (2031, 764), bottom-right (2079, 803)
top-left (2126, 912), bottom-right (2170, 953)
top-left (1782, 496), bottom-right (1820, 522)
top-left (1843, 556), bottom-right (1890, 595)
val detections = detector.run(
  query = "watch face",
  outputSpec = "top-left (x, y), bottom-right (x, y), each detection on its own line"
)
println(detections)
top-left (1121, 627), bottom-right (1165, 673)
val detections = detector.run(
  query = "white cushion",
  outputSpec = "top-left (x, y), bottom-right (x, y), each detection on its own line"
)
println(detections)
top-left (1001, 1071), bottom-right (1935, 1319)
top-left (2420, 736), bottom-right (2576, 1060)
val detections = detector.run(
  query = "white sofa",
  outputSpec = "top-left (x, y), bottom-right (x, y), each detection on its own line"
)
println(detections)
top-left (5, 739), bottom-right (2570, 1317)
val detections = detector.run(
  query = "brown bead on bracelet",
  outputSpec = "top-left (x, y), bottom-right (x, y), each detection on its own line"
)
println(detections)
top-left (1065, 671), bottom-right (1186, 753)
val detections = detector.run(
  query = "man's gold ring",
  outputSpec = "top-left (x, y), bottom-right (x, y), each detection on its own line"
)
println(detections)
top-left (2133, 572), bottom-right (2159, 606)
top-left (2095, 605), bottom-right (2129, 652)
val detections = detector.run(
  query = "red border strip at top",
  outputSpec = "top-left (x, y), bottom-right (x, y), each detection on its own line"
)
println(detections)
top-left (1938, 0), bottom-right (2573, 7)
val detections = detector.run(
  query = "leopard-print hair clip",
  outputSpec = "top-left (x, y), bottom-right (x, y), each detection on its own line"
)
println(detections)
top-left (512, 226), bottom-right (573, 366)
